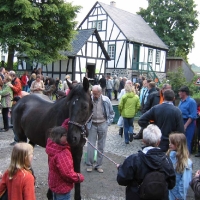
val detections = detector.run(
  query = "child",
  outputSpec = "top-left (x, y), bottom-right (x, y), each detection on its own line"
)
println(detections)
top-left (0, 143), bottom-right (35, 200)
top-left (46, 118), bottom-right (84, 200)
top-left (167, 133), bottom-right (193, 200)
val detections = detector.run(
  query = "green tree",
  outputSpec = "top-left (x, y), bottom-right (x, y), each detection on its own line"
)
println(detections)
top-left (167, 67), bottom-right (187, 96)
top-left (167, 67), bottom-right (199, 97)
top-left (0, 0), bottom-right (81, 70)
top-left (138, 0), bottom-right (199, 62)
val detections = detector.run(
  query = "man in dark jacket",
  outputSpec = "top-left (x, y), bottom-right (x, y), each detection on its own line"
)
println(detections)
top-left (138, 89), bottom-right (184, 152)
top-left (134, 83), bottom-right (172, 140)
top-left (117, 124), bottom-right (175, 200)
top-left (134, 81), bottom-right (156, 139)
top-left (142, 83), bottom-right (171, 114)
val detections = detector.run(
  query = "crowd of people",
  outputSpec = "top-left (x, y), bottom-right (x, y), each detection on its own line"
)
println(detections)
top-left (93, 73), bottom-right (200, 199)
top-left (1, 70), bottom-right (200, 199)
top-left (0, 67), bottom-right (78, 136)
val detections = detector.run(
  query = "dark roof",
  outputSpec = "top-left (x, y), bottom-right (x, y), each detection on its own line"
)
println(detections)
top-left (64, 29), bottom-right (110, 60)
top-left (80, 2), bottom-right (168, 50)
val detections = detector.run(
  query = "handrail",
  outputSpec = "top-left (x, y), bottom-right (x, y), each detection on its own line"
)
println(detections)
top-left (131, 62), bottom-right (160, 85)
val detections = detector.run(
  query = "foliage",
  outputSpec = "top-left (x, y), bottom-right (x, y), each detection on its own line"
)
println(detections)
top-left (13, 62), bottom-right (18, 71)
top-left (167, 67), bottom-right (187, 96)
top-left (191, 92), bottom-right (200, 100)
top-left (188, 74), bottom-right (200, 96)
top-left (0, 0), bottom-right (81, 69)
top-left (165, 67), bottom-right (199, 97)
top-left (137, 0), bottom-right (199, 62)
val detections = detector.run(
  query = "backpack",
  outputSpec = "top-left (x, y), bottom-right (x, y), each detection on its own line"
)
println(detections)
top-left (139, 171), bottom-right (167, 200)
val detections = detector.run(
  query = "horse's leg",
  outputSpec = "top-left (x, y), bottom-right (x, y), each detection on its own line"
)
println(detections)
top-left (47, 188), bottom-right (53, 200)
top-left (71, 145), bottom-right (84, 200)
top-left (17, 131), bottom-right (27, 143)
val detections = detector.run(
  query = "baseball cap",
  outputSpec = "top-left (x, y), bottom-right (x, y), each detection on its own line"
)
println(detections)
top-left (11, 96), bottom-right (21, 102)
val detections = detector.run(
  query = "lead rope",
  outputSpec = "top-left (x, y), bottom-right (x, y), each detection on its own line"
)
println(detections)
top-left (85, 137), bottom-right (118, 166)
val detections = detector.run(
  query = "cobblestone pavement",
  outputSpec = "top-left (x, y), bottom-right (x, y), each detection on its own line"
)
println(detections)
top-left (0, 112), bottom-right (199, 199)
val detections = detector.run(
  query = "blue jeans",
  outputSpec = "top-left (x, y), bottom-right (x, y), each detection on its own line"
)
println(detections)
top-left (22, 85), bottom-right (29, 92)
top-left (106, 89), bottom-right (112, 100)
top-left (53, 192), bottom-right (71, 200)
top-left (123, 117), bottom-right (134, 143)
top-left (184, 119), bottom-right (196, 153)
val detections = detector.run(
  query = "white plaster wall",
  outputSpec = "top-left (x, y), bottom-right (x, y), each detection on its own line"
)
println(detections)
top-left (127, 43), bottom-right (134, 69)
top-left (87, 58), bottom-right (95, 64)
top-left (106, 17), bottom-right (113, 41)
top-left (89, 15), bottom-right (97, 21)
top-left (110, 24), bottom-right (121, 40)
top-left (47, 63), bottom-right (53, 72)
top-left (68, 59), bottom-right (73, 72)
top-left (116, 41), bottom-right (126, 68)
top-left (117, 32), bottom-right (126, 40)
top-left (107, 60), bottom-right (114, 68)
top-left (87, 42), bottom-right (92, 57)
top-left (53, 60), bottom-right (60, 72)
top-left (91, 43), bottom-right (98, 58)
top-left (61, 60), bottom-right (68, 72)
top-left (98, 31), bottom-right (106, 41)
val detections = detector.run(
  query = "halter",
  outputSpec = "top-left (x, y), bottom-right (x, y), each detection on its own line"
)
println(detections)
top-left (68, 112), bottom-right (93, 138)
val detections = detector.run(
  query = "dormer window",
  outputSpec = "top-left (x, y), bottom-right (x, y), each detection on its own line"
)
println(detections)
top-left (92, 21), bottom-right (102, 30)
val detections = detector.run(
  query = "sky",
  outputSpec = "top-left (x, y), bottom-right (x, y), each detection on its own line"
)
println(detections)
top-left (71, 0), bottom-right (200, 66)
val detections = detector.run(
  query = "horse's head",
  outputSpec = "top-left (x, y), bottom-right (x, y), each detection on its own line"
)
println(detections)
top-left (67, 77), bottom-right (93, 146)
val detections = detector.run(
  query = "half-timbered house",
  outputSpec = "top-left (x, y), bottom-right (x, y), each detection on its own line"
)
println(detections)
top-left (78, 1), bottom-right (168, 83)
top-left (17, 29), bottom-right (110, 82)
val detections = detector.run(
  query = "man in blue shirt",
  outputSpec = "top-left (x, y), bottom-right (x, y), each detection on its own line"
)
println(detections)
top-left (178, 86), bottom-right (197, 153)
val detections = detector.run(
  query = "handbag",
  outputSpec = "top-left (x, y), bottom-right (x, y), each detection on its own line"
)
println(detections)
top-left (0, 190), bottom-right (8, 200)
top-left (117, 116), bottom-right (124, 127)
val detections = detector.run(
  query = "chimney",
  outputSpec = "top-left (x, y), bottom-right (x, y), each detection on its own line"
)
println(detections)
top-left (110, 1), bottom-right (116, 7)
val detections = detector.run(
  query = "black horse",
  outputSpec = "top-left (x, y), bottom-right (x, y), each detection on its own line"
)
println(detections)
top-left (12, 77), bottom-right (93, 200)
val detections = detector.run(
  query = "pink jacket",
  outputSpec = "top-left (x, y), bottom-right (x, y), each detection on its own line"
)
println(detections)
top-left (46, 138), bottom-right (84, 194)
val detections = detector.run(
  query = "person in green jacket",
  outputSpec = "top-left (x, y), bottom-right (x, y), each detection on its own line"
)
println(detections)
top-left (0, 75), bottom-right (13, 132)
top-left (118, 83), bottom-right (140, 144)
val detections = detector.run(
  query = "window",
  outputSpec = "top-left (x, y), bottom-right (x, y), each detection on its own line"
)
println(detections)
top-left (156, 50), bottom-right (161, 63)
top-left (1, 55), bottom-right (5, 62)
top-left (92, 21), bottom-right (102, 30)
top-left (108, 45), bottom-right (115, 59)
top-left (148, 49), bottom-right (153, 62)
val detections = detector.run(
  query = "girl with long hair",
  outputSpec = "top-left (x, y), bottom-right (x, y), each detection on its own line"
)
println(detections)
top-left (0, 143), bottom-right (35, 200)
top-left (167, 133), bottom-right (193, 200)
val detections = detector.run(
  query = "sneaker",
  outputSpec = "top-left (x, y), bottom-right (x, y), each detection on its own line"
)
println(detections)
top-left (129, 134), bottom-right (134, 142)
top-left (195, 153), bottom-right (200, 157)
top-left (95, 168), bottom-right (103, 173)
top-left (125, 142), bottom-right (129, 144)
top-left (86, 167), bottom-right (93, 172)
top-left (0, 128), bottom-right (9, 132)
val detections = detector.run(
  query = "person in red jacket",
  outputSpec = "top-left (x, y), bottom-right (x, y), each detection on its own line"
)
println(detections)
top-left (8, 70), bottom-right (22, 97)
top-left (46, 118), bottom-right (84, 200)
top-left (0, 143), bottom-right (36, 200)
top-left (21, 71), bottom-right (29, 92)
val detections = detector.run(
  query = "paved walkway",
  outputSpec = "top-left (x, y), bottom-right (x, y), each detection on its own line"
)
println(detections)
top-left (0, 109), bottom-right (199, 199)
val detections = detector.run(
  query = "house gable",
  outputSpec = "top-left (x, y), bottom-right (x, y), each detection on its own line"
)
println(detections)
top-left (78, 1), bottom-right (167, 78)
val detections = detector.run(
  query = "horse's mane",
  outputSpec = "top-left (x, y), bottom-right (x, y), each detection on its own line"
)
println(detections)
top-left (67, 83), bottom-right (89, 101)
top-left (54, 83), bottom-right (90, 104)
